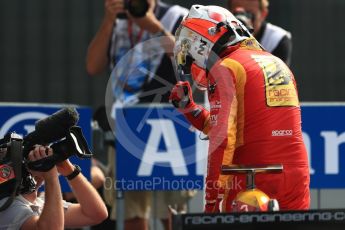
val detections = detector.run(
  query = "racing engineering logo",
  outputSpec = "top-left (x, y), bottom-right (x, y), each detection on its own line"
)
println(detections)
top-left (183, 210), bottom-right (345, 225)
top-left (251, 55), bottom-right (299, 107)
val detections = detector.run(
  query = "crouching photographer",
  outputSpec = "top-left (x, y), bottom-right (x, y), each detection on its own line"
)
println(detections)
top-left (0, 108), bottom-right (108, 229)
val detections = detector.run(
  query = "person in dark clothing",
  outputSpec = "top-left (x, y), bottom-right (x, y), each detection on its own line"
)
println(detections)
top-left (229, 0), bottom-right (292, 66)
top-left (87, 0), bottom-right (188, 105)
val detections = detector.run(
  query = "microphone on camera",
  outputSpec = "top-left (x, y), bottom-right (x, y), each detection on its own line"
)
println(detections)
top-left (23, 108), bottom-right (79, 150)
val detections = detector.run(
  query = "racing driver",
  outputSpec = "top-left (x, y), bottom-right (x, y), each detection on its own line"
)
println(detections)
top-left (169, 5), bottom-right (310, 213)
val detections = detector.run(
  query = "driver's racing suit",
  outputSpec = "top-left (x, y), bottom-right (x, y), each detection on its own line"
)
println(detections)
top-left (176, 38), bottom-right (310, 212)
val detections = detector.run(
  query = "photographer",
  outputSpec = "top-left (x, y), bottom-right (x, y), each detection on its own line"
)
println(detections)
top-left (229, 0), bottom-right (292, 66)
top-left (0, 145), bottom-right (108, 229)
top-left (86, 1), bottom-right (189, 230)
top-left (86, 0), bottom-right (188, 103)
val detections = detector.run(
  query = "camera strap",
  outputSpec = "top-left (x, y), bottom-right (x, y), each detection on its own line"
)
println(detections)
top-left (0, 138), bottom-right (23, 212)
top-left (127, 21), bottom-right (144, 49)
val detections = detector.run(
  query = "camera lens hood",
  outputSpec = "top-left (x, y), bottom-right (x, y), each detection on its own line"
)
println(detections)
top-left (127, 0), bottom-right (149, 18)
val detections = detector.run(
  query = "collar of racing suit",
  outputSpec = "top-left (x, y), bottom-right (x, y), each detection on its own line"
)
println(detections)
top-left (204, 37), bottom-right (263, 85)
top-left (219, 37), bottom-right (263, 58)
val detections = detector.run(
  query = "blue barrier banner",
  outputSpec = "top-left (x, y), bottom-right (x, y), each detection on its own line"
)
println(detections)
top-left (116, 103), bottom-right (345, 190)
top-left (302, 104), bottom-right (345, 188)
top-left (115, 105), bottom-right (206, 191)
top-left (0, 103), bottom-right (92, 192)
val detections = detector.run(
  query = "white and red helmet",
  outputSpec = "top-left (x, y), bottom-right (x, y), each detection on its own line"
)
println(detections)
top-left (174, 5), bottom-right (252, 90)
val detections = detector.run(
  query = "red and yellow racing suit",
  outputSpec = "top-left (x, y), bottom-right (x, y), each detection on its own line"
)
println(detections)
top-left (183, 38), bottom-right (310, 212)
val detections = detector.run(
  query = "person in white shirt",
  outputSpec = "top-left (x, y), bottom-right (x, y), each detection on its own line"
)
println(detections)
top-left (0, 145), bottom-right (108, 230)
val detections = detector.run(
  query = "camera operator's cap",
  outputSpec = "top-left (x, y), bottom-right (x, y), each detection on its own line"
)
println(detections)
top-left (174, 5), bottom-right (251, 90)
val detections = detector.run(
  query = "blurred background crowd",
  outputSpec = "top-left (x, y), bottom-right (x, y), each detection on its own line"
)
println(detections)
top-left (0, 0), bottom-right (344, 108)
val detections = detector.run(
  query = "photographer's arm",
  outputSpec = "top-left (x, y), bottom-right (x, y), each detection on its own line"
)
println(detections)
top-left (86, 0), bottom-right (124, 76)
top-left (132, 16), bottom-right (175, 55)
top-left (21, 147), bottom-right (64, 230)
top-left (57, 160), bottom-right (108, 228)
top-left (129, 0), bottom-right (175, 55)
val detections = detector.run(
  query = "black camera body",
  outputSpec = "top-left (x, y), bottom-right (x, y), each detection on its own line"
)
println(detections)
top-left (25, 126), bottom-right (92, 171)
top-left (126, 0), bottom-right (149, 17)
top-left (118, 0), bottom-right (149, 18)
top-left (0, 108), bottom-right (93, 211)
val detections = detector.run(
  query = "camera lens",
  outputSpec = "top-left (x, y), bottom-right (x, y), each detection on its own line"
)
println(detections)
top-left (128, 0), bottom-right (149, 18)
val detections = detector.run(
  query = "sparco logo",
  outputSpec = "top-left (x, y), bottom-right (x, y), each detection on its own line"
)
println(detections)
top-left (0, 112), bottom-right (48, 137)
top-left (272, 130), bottom-right (293, 136)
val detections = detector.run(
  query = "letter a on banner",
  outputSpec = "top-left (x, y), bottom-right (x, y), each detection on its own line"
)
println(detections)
top-left (137, 119), bottom-right (188, 176)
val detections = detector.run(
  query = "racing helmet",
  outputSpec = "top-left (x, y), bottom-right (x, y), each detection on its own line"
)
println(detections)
top-left (174, 5), bottom-right (252, 90)
top-left (231, 188), bottom-right (279, 212)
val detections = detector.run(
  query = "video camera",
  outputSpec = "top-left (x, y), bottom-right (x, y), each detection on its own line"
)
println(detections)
top-left (0, 108), bottom-right (92, 211)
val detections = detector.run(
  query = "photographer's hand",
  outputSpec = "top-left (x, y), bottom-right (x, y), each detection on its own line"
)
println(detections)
top-left (127, 0), bottom-right (175, 54)
top-left (56, 159), bottom-right (75, 177)
top-left (105, 0), bottom-right (125, 22)
top-left (128, 0), bottom-right (163, 34)
top-left (22, 146), bottom-right (64, 230)
top-left (28, 146), bottom-right (58, 180)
